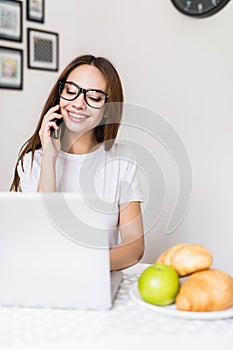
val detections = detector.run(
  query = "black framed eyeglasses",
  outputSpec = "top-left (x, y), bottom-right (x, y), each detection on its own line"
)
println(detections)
top-left (58, 81), bottom-right (108, 109)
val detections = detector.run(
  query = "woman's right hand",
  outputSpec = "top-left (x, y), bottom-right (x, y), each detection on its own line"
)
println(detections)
top-left (39, 105), bottom-right (63, 158)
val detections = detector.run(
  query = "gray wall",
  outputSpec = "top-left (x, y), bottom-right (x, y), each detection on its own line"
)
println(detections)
top-left (1, 0), bottom-right (233, 273)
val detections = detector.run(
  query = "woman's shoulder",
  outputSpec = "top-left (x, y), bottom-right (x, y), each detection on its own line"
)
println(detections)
top-left (24, 148), bottom-right (43, 162)
top-left (109, 142), bottom-right (136, 158)
top-left (18, 149), bottom-right (43, 172)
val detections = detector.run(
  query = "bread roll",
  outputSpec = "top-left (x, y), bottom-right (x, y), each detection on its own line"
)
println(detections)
top-left (176, 269), bottom-right (233, 312)
top-left (156, 243), bottom-right (213, 276)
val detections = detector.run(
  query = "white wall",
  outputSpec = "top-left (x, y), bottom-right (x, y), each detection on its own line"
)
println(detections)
top-left (1, 0), bottom-right (233, 273)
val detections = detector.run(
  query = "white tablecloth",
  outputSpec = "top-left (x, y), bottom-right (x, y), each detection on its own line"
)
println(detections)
top-left (0, 263), bottom-right (233, 350)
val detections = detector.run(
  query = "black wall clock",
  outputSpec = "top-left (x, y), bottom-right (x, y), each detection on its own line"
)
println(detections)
top-left (171, 0), bottom-right (231, 18)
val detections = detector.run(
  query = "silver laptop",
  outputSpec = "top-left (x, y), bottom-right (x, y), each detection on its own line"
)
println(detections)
top-left (0, 192), bottom-right (123, 309)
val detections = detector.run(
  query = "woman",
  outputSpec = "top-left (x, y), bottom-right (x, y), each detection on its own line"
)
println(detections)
top-left (10, 54), bottom-right (144, 271)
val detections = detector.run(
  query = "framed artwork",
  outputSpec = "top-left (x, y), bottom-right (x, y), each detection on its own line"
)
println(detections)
top-left (27, 28), bottom-right (59, 71)
top-left (0, 0), bottom-right (22, 42)
top-left (26, 0), bottom-right (44, 23)
top-left (0, 46), bottom-right (23, 90)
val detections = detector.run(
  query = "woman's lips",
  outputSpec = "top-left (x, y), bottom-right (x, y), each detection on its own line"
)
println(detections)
top-left (68, 112), bottom-right (89, 122)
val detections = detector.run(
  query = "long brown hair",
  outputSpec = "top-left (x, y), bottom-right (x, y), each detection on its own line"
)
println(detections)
top-left (10, 55), bottom-right (124, 191)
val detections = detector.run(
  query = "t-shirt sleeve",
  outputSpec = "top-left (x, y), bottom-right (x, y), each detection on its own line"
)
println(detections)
top-left (118, 147), bottom-right (143, 205)
top-left (17, 152), bottom-right (41, 192)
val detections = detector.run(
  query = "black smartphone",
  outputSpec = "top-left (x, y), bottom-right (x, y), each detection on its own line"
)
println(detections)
top-left (51, 97), bottom-right (63, 139)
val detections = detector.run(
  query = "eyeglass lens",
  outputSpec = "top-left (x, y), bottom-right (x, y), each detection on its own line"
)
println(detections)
top-left (59, 82), bottom-right (106, 109)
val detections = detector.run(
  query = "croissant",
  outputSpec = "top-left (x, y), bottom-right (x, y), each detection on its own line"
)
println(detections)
top-left (156, 243), bottom-right (213, 276)
top-left (176, 269), bottom-right (233, 312)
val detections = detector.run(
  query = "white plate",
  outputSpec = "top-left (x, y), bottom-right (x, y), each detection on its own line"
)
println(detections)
top-left (130, 282), bottom-right (233, 320)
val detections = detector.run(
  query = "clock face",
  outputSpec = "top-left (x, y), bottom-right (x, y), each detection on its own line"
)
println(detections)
top-left (171, 0), bottom-right (231, 17)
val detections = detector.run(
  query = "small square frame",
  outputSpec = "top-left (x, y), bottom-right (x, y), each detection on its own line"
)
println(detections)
top-left (27, 28), bottom-right (59, 71)
top-left (0, 0), bottom-right (22, 42)
top-left (0, 46), bottom-right (23, 90)
top-left (26, 0), bottom-right (44, 23)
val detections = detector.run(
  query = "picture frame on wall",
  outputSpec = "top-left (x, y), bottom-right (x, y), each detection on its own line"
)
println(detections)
top-left (27, 28), bottom-right (59, 71)
top-left (0, 46), bottom-right (23, 90)
top-left (26, 0), bottom-right (44, 23)
top-left (0, 0), bottom-right (22, 42)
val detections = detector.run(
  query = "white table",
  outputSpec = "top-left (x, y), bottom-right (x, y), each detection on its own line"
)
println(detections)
top-left (0, 263), bottom-right (233, 350)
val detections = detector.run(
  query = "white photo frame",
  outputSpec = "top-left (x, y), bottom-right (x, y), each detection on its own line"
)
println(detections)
top-left (0, 0), bottom-right (22, 42)
top-left (0, 46), bottom-right (23, 89)
top-left (27, 28), bottom-right (59, 71)
top-left (27, 0), bottom-right (44, 23)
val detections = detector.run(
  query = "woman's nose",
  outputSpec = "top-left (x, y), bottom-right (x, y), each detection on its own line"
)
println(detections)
top-left (71, 92), bottom-right (87, 109)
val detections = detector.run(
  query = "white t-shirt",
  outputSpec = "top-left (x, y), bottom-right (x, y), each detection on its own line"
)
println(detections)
top-left (17, 142), bottom-right (143, 247)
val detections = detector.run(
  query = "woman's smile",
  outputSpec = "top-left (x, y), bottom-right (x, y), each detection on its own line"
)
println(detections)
top-left (67, 111), bottom-right (90, 122)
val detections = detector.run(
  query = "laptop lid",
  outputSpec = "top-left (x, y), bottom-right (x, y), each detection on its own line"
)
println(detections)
top-left (0, 192), bottom-right (122, 309)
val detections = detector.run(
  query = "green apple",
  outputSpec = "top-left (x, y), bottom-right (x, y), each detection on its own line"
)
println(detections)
top-left (138, 263), bottom-right (180, 306)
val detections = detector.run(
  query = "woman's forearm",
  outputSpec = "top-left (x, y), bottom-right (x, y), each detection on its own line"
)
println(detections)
top-left (37, 156), bottom-right (57, 192)
top-left (110, 235), bottom-right (144, 271)
top-left (37, 104), bottom-right (61, 192)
